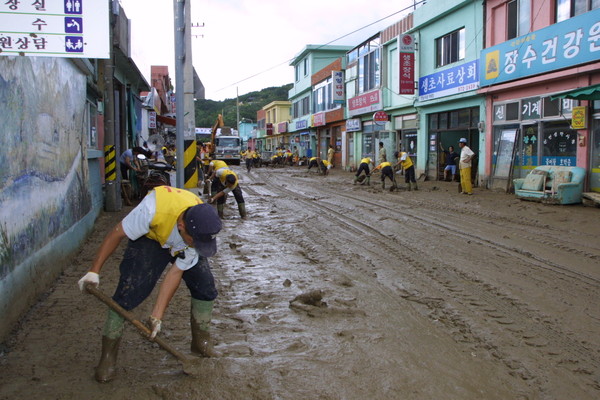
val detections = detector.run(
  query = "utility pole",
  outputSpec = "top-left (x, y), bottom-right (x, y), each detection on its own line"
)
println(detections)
top-left (174, 0), bottom-right (198, 189)
top-left (236, 87), bottom-right (240, 135)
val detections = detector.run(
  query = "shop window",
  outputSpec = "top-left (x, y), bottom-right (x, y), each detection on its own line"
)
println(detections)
top-left (521, 124), bottom-right (539, 167)
top-left (459, 109), bottom-right (471, 127)
top-left (507, 0), bottom-right (531, 40)
top-left (543, 97), bottom-right (561, 117)
top-left (439, 112), bottom-right (448, 129)
top-left (436, 28), bottom-right (465, 67)
top-left (471, 107), bottom-right (480, 127)
top-left (541, 121), bottom-right (577, 166)
top-left (429, 114), bottom-right (438, 130)
top-left (556, 0), bottom-right (600, 22)
top-left (450, 111), bottom-right (459, 128)
top-left (506, 102), bottom-right (520, 120)
top-left (363, 133), bottom-right (374, 158)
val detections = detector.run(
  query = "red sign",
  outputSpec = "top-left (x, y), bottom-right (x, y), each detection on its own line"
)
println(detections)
top-left (313, 112), bottom-right (326, 127)
top-left (348, 90), bottom-right (381, 112)
top-left (266, 123), bottom-right (273, 135)
top-left (399, 34), bottom-right (415, 95)
top-left (373, 111), bottom-right (388, 123)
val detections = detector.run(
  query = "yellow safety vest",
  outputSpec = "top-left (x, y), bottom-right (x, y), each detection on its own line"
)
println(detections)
top-left (398, 152), bottom-right (413, 169)
top-left (360, 157), bottom-right (371, 165)
top-left (210, 160), bottom-right (228, 171)
top-left (218, 169), bottom-right (238, 188)
top-left (146, 186), bottom-right (202, 245)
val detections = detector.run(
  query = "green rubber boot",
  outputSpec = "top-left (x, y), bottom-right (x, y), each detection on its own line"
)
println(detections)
top-left (238, 203), bottom-right (247, 218)
top-left (217, 204), bottom-right (224, 219)
top-left (95, 310), bottom-right (124, 383)
top-left (191, 299), bottom-right (220, 357)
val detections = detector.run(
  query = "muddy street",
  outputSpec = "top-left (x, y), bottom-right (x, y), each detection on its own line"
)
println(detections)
top-left (1, 165), bottom-right (599, 400)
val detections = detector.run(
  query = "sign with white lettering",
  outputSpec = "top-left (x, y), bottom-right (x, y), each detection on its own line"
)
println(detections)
top-left (480, 9), bottom-right (600, 86)
top-left (348, 89), bottom-right (382, 117)
top-left (332, 71), bottom-right (345, 104)
top-left (399, 34), bottom-right (415, 95)
top-left (0, 0), bottom-right (109, 58)
top-left (418, 60), bottom-right (479, 102)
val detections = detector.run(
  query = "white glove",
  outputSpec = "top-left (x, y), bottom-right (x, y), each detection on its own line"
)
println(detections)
top-left (148, 316), bottom-right (162, 339)
top-left (207, 197), bottom-right (215, 204)
top-left (78, 271), bottom-right (99, 292)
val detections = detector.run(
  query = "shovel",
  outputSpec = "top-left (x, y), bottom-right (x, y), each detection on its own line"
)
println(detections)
top-left (85, 284), bottom-right (202, 376)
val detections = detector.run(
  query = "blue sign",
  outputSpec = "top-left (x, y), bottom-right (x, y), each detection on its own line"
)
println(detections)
top-left (65, 0), bottom-right (83, 15)
top-left (64, 17), bottom-right (83, 34)
top-left (480, 9), bottom-right (600, 86)
top-left (418, 60), bottom-right (479, 101)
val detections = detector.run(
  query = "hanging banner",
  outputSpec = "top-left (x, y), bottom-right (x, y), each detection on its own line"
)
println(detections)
top-left (399, 34), bottom-right (415, 95)
top-left (332, 71), bottom-right (345, 104)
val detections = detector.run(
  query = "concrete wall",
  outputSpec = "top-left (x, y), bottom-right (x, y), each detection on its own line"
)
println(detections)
top-left (0, 57), bottom-right (101, 342)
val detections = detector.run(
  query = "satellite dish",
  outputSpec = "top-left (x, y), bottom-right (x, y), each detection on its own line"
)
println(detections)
top-left (147, 133), bottom-right (165, 151)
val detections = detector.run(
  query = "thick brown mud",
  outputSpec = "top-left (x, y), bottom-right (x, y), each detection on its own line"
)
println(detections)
top-left (1, 165), bottom-right (599, 400)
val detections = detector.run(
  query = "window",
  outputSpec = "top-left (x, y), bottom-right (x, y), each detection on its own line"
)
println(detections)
top-left (292, 96), bottom-right (311, 118)
top-left (354, 37), bottom-right (381, 94)
top-left (507, 0), bottom-right (531, 40)
top-left (303, 58), bottom-right (308, 77)
top-left (295, 65), bottom-right (300, 82)
top-left (556, 0), bottom-right (600, 22)
top-left (436, 28), bottom-right (465, 67)
top-left (312, 78), bottom-right (339, 113)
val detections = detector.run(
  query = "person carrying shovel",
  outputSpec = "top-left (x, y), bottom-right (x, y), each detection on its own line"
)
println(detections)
top-left (78, 185), bottom-right (222, 383)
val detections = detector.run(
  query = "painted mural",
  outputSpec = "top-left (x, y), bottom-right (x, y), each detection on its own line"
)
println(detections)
top-left (0, 57), bottom-right (91, 279)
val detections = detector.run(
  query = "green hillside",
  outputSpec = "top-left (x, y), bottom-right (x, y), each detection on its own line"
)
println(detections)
top-left (195, 83), bottom-right (293, 128)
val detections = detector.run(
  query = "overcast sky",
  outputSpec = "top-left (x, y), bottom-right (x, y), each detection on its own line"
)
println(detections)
top-left (119, 0), bottom-right (415, 101)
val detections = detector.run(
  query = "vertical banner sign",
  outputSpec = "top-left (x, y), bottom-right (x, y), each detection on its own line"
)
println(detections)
top-left (332, 71), bottom-right (345, 104)
top-left (0, 0), bottom-right (109, 58)
top-left (399, 34), bottom-right (415, 95)
top-left (149, 111), bottom-right (157, 129)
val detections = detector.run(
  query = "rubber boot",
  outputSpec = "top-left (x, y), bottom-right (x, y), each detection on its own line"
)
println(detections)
top-left (366, 176), bottom-right (370, 186)
top-left (382, 181), bottom-right (385, 190)
top-left (353, 176), bottom-right (358, 185)
top-left (95, 336), bottom-right (121, 383)
top-left (413, 182), bottom-right (419, 191)
top-left (217, 203), bottom-right (224, 219)
top-left (190, 299), bottom-right (220, 357)
top-left (407, 182), bottom-right (412, 191)
top-left (238, 202), bottom-right (247, 218)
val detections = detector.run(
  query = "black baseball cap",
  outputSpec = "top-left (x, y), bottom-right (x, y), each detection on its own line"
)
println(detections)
top-left (184, 204), bottom-right (222, 257)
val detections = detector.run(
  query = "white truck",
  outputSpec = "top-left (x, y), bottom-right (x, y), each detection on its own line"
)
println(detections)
top-left (214, 127), bottom-right (242, 165)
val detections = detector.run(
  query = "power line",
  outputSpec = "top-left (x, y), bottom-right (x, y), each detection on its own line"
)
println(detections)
top-left (215, 1), bottom-right (426, 93)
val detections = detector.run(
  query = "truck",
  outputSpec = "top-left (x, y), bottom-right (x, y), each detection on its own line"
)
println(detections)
top-left (210, 114), bottom-right (242, 166)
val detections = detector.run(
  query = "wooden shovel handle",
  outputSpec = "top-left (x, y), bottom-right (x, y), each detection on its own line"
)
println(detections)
top-left (85, 284), bottom-right (190, 363)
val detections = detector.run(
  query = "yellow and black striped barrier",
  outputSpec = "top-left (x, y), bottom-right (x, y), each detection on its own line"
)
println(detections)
top-left (184, 139), bottom-right (198, 189)
top-left (104, 145), bottom-right (116, 181)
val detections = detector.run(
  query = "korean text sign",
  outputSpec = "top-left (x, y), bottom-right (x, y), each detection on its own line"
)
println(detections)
top-left (480, 9), bottom-right (600, 86)
top-left (418, 60), bottom-right (479, 102)
top-left (0, 0), bottom-right (109, 59)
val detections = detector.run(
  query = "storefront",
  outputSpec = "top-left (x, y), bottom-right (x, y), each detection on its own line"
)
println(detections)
top-left (393, 113), bottom-right (418, 166)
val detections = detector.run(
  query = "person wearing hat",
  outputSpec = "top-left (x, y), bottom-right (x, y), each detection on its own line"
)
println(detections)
top-left (208, 167), bottom-right (246, 218)
top-left (458, 138), bottom-right (475, 195)
top-left (78, 185), bottom-right (222, 382)
top-left (394, 150), bottom-right (418, 191)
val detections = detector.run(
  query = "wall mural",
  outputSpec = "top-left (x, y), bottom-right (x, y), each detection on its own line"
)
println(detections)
top-left (0, 57), bottom-right (91, 279)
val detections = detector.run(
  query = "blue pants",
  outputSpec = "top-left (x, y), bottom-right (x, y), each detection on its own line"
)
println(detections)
top-left (112, 236), bottom-right (218, 310)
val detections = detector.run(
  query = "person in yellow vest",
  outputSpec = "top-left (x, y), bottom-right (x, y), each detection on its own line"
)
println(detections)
top-left (77, 185), bottom-right (222, 383)
top-left (307, 156), bottom-right (319, 172)
top-left (394, 150), bottom-right (418, 191)
top-left (319, 159), bottom-right (332, 175)
top-left (354, 157), bottom-right (375, 185)
top-left (327, 144), bottom-right (335, 167)
top-left (244, 149), bottom-right (255, 172)
top-left (208, 168), bottom-right (246, 218)
top-left (371, 161), bottom-right (396, 190)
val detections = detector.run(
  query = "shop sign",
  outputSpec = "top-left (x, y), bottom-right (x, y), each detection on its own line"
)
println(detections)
top-left (278, 121), bottom-right (288, 133)
top-left (373, 111), bottom-right (388, 125)
top-left (399, 34), bottom-right (415, 94)
top-left (348, 89), bottom-right (382, 117)
top-left (521, 97), bottom-right (541, 120)
top-left (571, 106), bottom-right (587, 129)
top-left (266, 123), bottom-right (273, 136)
top-left (346, 118), bottom-right (361, 132)
top-left (481, 9), bottom-right (600, 87)
top-left (313, 112), bottom-right (326, 127)
top-left (418, 60), bottom-right (479, 102)
top-left (295, 119), bottom-right (308, 130)
top-left (0, 0), bottom-right (109, 58)
top-left (332, 71), bottom-right (345, 104)
top-left (149, 111), bottom-right (157, 129)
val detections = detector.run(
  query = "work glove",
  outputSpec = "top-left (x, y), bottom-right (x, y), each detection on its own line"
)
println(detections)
top-left (148, 316), bottom-right (162, 339)
top-left (207, 197), bottom-right (215, 204)
top-left (78, 271), bottom-right (99, 292)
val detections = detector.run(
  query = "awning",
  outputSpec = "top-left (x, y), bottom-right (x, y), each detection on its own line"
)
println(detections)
top-left (550, 83), bottom-right (600, 101)
top-left (157, 114), bottom-right (177, 126)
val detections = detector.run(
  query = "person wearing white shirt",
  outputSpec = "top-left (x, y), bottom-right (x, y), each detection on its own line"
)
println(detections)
top-left (458, 138), bottom-right (475, 195)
